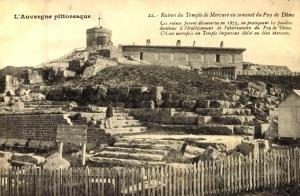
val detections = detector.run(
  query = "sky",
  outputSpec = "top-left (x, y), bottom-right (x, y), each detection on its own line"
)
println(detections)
top-left (0, 0), bottom-right (300, 71)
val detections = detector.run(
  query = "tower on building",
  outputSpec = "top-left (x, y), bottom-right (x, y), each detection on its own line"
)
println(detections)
top-left (86, 13), bottom-right (112, 48)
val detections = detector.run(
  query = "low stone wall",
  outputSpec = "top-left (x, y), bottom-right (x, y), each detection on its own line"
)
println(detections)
top-left (196, 100), bottom-right (236, 108)
top-left (0, 113), bottom-right (112, 149)
top-left (0, 113), bottom-right (69, 141)
top-left (211, 116), bottom-right (255, 125)
top-left (196, 108), bottom-right (251, 116)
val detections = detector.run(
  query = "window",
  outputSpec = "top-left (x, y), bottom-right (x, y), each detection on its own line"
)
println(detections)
top-left (170, 54), bottom-right (174, 61)
top-left (216, 54), bottom-right (220, 62)
top-left (297, 108), bottom-right (300, 123)
top-left (186, 54), bottom-right (189, 62)
top-left (228, 55), bottom-right (233, 63)
top-left (200, 54), bottom-right (204, 62)
top-left (140, 52), bottom-right (143, 60)
top-left (155, 53), bottom-right (159, 61)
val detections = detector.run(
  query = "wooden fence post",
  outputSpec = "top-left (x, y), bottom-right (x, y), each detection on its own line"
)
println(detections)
top-left (238, 155), bottom-right (242, 192)
top-left (201, 161), bottom-right (204, 196)
top-left (58, 142), bottom-right (63, 157)
top-left (82, 143), bottom-right (86, 166)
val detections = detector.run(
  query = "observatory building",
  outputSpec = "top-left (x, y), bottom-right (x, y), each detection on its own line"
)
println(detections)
top-left (86, 15), bottom-right (112, 49)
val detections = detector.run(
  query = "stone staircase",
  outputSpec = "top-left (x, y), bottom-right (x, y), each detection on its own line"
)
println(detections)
top-left (89, 137), bottom-right (186, 166)
top-left (103, 109), bottom-right (147, 136)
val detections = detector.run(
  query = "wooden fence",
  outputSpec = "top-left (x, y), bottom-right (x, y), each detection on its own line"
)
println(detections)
top-left (0, 148), bottom-right (300, 196)
top-left (237, 70), bottom-right (300, 76)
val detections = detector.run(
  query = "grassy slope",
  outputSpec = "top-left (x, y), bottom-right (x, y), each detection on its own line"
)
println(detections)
top-left (64, 64), bottom-right (237, 100)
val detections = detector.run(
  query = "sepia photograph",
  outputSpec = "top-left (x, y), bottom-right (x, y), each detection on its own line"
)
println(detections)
top-left (0, 0), bottom-right (300, 195)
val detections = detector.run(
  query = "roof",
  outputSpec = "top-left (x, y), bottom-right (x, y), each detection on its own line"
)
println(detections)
top-left (293, 89), bottom-right (300, 96)
top-left (121, 45), bottom-right (246, 51)
top-left (86, 27), bottom-right (112, 33)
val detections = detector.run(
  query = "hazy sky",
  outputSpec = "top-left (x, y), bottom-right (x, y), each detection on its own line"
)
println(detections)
top-left (0, 0), bottom-right (300, 70)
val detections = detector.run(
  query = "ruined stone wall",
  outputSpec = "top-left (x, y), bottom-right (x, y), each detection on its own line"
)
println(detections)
top-left (25, 69), bottom-right (43, 84)
top-left (0, 114), bottom-right (69, 140)
top-left (0, 75), bottom-right (20, 93)
top-left (237, 75), bottom-right (300, 92)
top-left (45, 85), bottom-right (164, 107)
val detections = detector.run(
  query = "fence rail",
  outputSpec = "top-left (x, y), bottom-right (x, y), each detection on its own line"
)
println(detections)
top-left (237, 70), bottom-right (300, 76)
top-left (0, 148), bottom-right (300, 196)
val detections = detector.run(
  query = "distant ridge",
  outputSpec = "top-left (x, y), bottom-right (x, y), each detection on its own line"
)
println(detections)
top-left (0, 66), bottom-right (33, 78)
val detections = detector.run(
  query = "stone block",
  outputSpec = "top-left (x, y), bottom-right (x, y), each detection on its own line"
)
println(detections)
top-left (28, 140), bottom-right (41, 148)
top-left (184, 145), bottom-right (205, 155)
top-left (198, 125), bottom-right (234, 135)
top-left (196, 100), bottom-right (209, 108)
top-left (5, 138), bottom-right (27, 147)
top-left (171, 116), bottom-right (198, 125)
top-left (197, 116), bottom-right (212, 125)
top-left (141, 100), bottom-right (155, 108)
top-left (182, 100), bottom-right (196, 110)
top-left (11, 153), bottom-right (45, 165)
top-left (233, 125), bottom-right (255, 135)
top-left (196, 108), bottom-right (222, 116)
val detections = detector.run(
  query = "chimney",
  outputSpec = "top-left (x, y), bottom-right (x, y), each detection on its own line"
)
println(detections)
top-left (220, 41), bottom-right (224, 48)
top-left (146, 39), bottom-right (151, 46)
top-left (193, 41), bottom-right (196, 47)
top-left (176, 40), bottom-right (181, 47)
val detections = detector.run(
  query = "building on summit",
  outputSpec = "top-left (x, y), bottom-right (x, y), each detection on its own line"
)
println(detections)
top-left (85, 14), bottom-right (113, 58)
top-left (120, 40), bottom-right (246, 79)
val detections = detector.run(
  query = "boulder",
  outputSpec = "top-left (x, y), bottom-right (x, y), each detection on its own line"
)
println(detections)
top-left (237, 139), bottom-right (270, 157)
top-left (183, 152), bottom-right (198, 159)
top-left (6, 90), bottom-right (15, 96)
top-left (0, 151), bottom-right (13, 160)
top-left (33, 93), bottom-right (46, 101)
top-left (43, 153), bottom-right (70, 170)
top-left (199, 146), bottom-right (224, 160)
top-left (236, 142), bottom-right (254, 156)
top-left (184, 145), bottom-right (206, 156)
top-left (68, 101), bottom-right (78, 110)
top-left (0, 158), bottom-right (10, 170)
